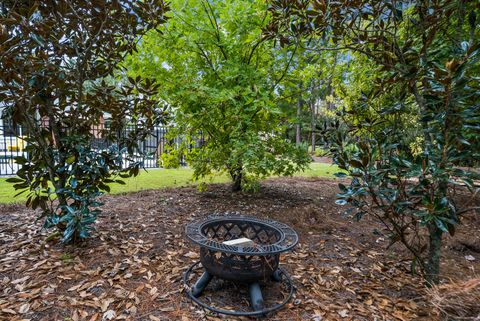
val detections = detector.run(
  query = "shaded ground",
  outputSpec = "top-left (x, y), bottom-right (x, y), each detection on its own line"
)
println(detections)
top-left (1, 177), bottom-right (479, 321)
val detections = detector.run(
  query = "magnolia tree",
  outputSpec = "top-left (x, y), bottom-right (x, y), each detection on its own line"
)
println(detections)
top-left (0, 0), bottom-right (168, 243)
top-left (127, 0), bottom-right (310, 191)
top-left (268, 0), bottom-right (480, 284)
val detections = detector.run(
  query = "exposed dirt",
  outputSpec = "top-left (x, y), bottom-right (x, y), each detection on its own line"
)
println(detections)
top-left (0, 177), bottom-right (479, 321)
top-left (311, 156), bottom-right (332, 164)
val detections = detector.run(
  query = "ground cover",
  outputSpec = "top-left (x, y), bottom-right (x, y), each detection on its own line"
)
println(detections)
top-left (0, 177), bottom-right (478, 321)
top-left (0, 162), bottom-right (338, 204)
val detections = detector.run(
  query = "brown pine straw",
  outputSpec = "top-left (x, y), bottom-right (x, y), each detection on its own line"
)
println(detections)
top-left (428, 277), bottom-right (480, 320)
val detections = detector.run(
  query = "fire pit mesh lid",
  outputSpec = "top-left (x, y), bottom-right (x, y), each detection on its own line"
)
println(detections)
top-left (185, 214), bottom-right (298, 255)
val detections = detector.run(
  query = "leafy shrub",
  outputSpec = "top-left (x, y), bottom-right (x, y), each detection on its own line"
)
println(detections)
top-left (8, 135), bottom-right (138, 243)
top-left (160, 150), bottom-right (182, 169)
top-left (268, 0), bottom-right (480, 285)
top-left (313, 147), bottom-right (329, 157)
top-left (1, 0), bottom-right (168, 243)
top-left (240, 175), bottom-right (261, 193)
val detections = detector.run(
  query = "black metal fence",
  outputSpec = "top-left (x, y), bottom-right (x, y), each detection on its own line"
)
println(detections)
top-left (0, 125), bottom-right (26, 176)
top-left (0, 124), bottom-right (187, 176)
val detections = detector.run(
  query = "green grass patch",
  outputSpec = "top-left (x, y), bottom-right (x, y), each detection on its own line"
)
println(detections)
top-left (0, 162), bottom-right (340, 204)
top-left (294, 162), bottom-right (339, 178)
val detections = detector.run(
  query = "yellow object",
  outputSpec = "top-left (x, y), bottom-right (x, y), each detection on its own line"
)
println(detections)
top-left (7, 136), bottom-right (25, 152)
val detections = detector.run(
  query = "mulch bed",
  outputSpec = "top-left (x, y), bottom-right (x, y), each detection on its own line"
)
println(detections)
top-left (1, 177), bottom-right (479, 321)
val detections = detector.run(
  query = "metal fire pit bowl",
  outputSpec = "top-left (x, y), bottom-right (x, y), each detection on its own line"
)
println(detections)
top-left (183, 214), bottom-right (298, 316)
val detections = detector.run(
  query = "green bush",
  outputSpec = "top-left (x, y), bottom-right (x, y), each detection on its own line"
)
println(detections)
top-left (160, 149), bottom-right (182, 169)
top-left (313, 147), bottom-right (329, 157)
top-left (9, 136), bottom-right (139, 243)
top-left (1, 0), bottom-right (168, 244)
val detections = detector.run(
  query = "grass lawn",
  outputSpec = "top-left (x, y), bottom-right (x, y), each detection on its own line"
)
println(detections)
top-left (0, 162), bottom-right (339, 204)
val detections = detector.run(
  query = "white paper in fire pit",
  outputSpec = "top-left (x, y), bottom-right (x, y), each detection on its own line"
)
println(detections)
top-left (223, 237), bottom-right (254, 248)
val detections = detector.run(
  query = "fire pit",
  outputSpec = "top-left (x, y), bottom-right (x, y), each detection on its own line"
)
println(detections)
top-left (183, 214), bottom-right (298, 316)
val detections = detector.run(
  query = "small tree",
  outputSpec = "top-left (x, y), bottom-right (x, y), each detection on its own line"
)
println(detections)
top-left (0, 0), bottom-right (168, 243)
top-left (269, 0), bottom-right (480, 284)
top-left (127, 0), bottom-right (311, 191)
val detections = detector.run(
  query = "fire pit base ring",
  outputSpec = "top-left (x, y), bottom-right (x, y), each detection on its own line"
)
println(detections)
top-left (183, 261), bottom-right (295, 317)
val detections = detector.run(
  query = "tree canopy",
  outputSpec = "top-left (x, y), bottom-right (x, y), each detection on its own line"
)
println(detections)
top-left (0, 0), bottom-right (169, 242)
top-left (268, 0), bottom-right (480, 284)
top-left (127, 0), bottom-right (310, 191)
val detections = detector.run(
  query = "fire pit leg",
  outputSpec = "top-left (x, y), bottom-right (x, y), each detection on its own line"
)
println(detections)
top-left (249, 283), bottom-right (264, 311)
top-left (191, 271), bottom-right (212, 298)
top-left (271, 270), bottom-right (282, 282)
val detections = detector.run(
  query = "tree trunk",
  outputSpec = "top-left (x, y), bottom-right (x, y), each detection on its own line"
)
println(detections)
top-left (296, 102), bottom-right (301, 146)
top-left (230, 166), bottom-right (242, 192)
top-left (425, 222), bottom-right (443, 285)
top-left (310, 101), bottom-right (316, 153)
top-left (296, 82), bottom-right (303, 146)
top-left (311, 131), bottom-right (316, 153)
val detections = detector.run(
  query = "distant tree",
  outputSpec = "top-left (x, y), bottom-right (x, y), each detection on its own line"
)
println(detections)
top-left (0, 0), bottom-right (169, 243)
top-left (268, 1), bottom-right (480, 284)
top-left (127, 0), bottom-right (310, 191)
top-left (277, 47), bottom-right (341, 152)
